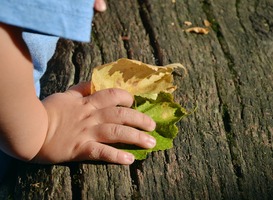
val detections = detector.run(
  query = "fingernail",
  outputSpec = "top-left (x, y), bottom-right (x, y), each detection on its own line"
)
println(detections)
top-left (124, 153), bottom-right (134, 164)
top-left (98, 1), bottom-right (107, 11)
top-left (147, 137), bottom-right (156, 148)
top-left (148, 120), bottom-right (156, 131)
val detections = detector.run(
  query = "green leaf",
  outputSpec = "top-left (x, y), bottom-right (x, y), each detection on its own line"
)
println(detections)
top-left (118, 92), bottom-right (188, 160)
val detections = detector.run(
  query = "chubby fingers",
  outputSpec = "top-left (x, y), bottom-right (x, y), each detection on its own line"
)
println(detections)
top-left (69, 85), bottom-right (135, 109)
top-left (92, 124), bottom-right (156, 149)
top-left (76, 124), bottom-right (156, 165)
top-left (94, 106), bottom-right (156, 132)
top-left (78, 142), bottom-right (135, 165)
top-left (76, 121), bottom-right (156, 164)
top-left (86, 88), bottom-right (135, 109)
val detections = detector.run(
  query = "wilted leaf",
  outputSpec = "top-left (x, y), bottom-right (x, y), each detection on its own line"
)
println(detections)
top-left (91, 58), bottom-right (184, 99)
top-left (91, 59), bottom-right (189, 160)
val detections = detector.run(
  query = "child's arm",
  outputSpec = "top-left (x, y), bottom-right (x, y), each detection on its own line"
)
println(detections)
top-left (0, 23), bottom-right (48, 161)
top-left (0, 23), bottom-right (156, 165)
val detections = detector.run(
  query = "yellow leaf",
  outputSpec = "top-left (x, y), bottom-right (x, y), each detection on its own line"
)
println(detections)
top-left (91, 58), bottom-right (184, 99)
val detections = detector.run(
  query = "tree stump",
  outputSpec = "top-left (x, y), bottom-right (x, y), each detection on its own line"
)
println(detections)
top-left (1, 0), bottom-right (272, 199)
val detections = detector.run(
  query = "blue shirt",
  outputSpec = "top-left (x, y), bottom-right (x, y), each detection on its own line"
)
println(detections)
top-left (1, 0), bottom-right (95, 42)
top-left (0, 0), bottom-right (95, 95)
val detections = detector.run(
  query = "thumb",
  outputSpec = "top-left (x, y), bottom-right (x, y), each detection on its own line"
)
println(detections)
top-left (67, 82), bottom-right (92, 97)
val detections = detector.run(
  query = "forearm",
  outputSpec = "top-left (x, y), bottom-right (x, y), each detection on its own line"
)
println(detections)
top-left (0, 99), bottom-right (48, 161)
top-left (0, 23), bottom-right (48, 161)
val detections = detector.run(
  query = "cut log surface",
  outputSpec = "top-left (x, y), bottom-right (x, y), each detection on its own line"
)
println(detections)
top-left (1, 0), bottom-right (273, 199)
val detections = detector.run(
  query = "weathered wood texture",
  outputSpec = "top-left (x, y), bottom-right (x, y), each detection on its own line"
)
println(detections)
top-left (1, 0), bottom-right (273, 199)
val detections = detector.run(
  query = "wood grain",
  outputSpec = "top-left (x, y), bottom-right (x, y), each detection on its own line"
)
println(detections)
top-left (1, 0), bottom-right (272, 199)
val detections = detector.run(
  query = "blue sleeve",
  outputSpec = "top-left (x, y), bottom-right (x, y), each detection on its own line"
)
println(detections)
top-left (22, 32), bottom-right (59, 96)
top-left (0, 0), bottom-right (96, 96)
top-left (0, 0), bottom-right (95, 42)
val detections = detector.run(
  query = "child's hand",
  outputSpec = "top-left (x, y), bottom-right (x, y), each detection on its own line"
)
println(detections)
top-left (34, 83), bottom-right (156, 165)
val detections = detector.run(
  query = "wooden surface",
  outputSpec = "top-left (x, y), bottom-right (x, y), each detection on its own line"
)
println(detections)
top-left (1, 0), bottom-right (273, 199)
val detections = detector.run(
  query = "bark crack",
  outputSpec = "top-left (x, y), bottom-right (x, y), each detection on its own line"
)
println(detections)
top-left (69, 163), bottom-right (82, 200)
top-left (137, 0), bottom-right (164, 65)
top-left (71, 43), bottom-right (81, 85)
top-left (129, 162), bottom-right (144, 199)
top-left (202, 0), bottom-right (245, 198)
